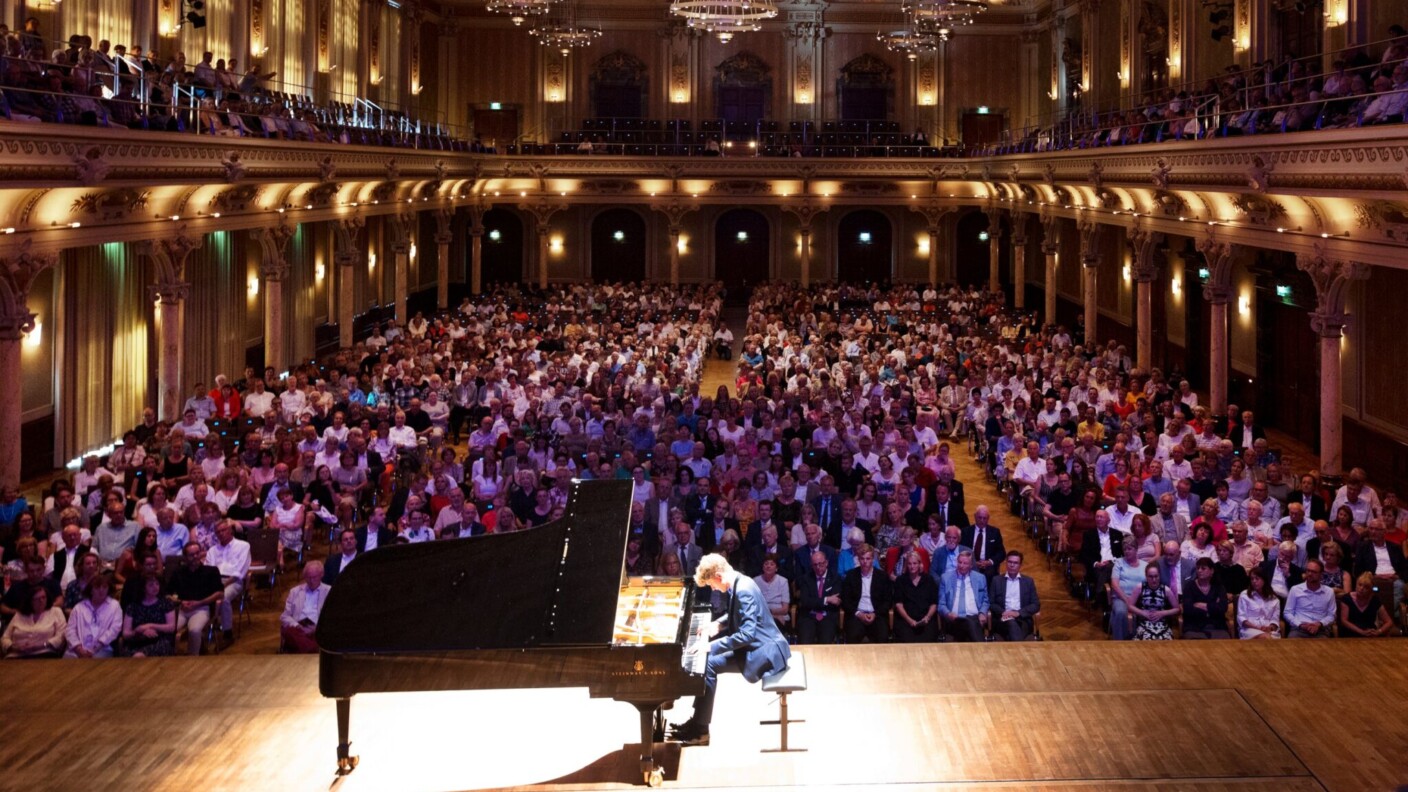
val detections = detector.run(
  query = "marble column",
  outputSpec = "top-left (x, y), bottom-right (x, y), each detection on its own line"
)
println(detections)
top-left (1077, 219), bottom-right (1102, 347)
top-left (519, 202), bottom-right (564, 289)
top-left (1129, 228), bottom-right (1164, 373)
top-left (1011, 232), bottom-right (1028, 309)
top-left (536, 226), bottom-right (550, 289)
top-left (468, 204), bottom-right (487, 296)
top-left (1042, 240), bottom-right (1059, 327)
top-left (988, 223), bottom-right (1001, 293)
top-left (137, 233), bottom-right (199, 421)
top-left (1298, 252), bottom-right (1370, 482)
top-left (668, 226), bottom-right (681, 285)
top-left (927, 225), bottom-right (941, 287)
top-left (434, 209), bottom-right (453, 309)
top-left (252, 224), bottom-right (294, 372)
top-left (1197, 234), bottom-right (1235, 420)
top-left (334, 217), bottom-right (365, 349)
top-left (909, 203), bottom-right (952, 289)
top-left (799, 227), bottom-right (812, 288)
top-left (387, 213), bottom-right (413, 323)
top-left (0, 246), bottom-right (55, 487)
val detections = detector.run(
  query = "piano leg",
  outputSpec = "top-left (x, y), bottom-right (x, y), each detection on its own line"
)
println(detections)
top-left (634, 703), bottom-right (664, 788)
top-left (335, 697), bottom-right (360, 776)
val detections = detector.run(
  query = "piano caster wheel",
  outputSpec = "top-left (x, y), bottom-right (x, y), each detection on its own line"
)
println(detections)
top-left (644, 767), bottom-right (663, 787)
top-left (336, 756), bottom-right (359, 776)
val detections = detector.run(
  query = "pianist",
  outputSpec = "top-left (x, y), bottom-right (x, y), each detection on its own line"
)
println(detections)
top-left (670, 553), bottom-right (791, 746)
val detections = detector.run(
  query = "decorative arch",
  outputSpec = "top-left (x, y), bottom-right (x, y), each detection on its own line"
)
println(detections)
top-left (480, 207), bottom-right (525, 286)
top-left (835, 209), bottom-right (893, 284)
top-left (713, 51), bottom-right (771, 127)
top-left (837, 53), bottom-right (894, 121)
top-left (589, 50), bottom-right (649, 120)
top-left (590, 207), bottom-right (648, 283)
top-left (713, 208), bottom-right (771, 297)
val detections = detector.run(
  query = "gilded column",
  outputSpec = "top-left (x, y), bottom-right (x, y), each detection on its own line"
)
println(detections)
top-left (137, 230), bottom-right (200, 422)
top-left (1040, 212), bottom-right (1059, 327)
top-left (434, 209), bottom-right (453, 309)
top-left (1196, 230), bottom-right (1235, 421)
top-left (387, 213), bottom-right (413, 323)
top-left (334, 217), bottom-right (365, 349)
top-left (1128, 226), bottom-right (1164, 373)
top-left (1297, 250), bottom-right (1369, 483)
top-left (252, 222), bottom-right (295, 371)
top-left (1077, 216), bottom-right (1102, 347)
top-left (0, 244), bottom-right (57, 486)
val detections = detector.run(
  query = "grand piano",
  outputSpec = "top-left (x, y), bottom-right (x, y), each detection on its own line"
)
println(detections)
top-left (317, 479), bottom-right (709, 787)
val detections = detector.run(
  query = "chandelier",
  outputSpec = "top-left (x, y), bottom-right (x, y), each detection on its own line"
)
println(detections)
top-left (903, 0), bottom-right (989, 30)
top-left (485, 0), bottom-right (557, 26)
top-left (530, 0), bottom-right (600, 55)
top-left (878, 27), bottom-right (942, 60)
top-left (669, 0), bottom-right (779, 42)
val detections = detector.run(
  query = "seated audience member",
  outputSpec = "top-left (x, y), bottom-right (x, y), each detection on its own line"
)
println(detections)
top-left (840, 543), bottom-right (892, 643)
top-left (1, 586), bottom-right (66, 659)
top-left (939, 550), bottom-right (988, 642)
top-left (1338, 572), bottom-right (1396, 638)
top-left (206, 521), bottom-right (250, 643)
top-left (120, 573), bottom-right (177, 657)
top-left (280, 561), bottom-right (331, 653)
top-left (168, 541), bottom-right (224, 655)
top-left (988, 550), bottom-right (1040, 641)
top-left (1237, 568), bottom-right (1282, 639)
top-left (1284, 559), bottom-right (1337, 638)
top-left (796, 549), bottom-right (841, 644)
top-left (63, 572), bottom-right (122, 658)
top-left (1180, 557), bottom-right (1230, 639)
top-left (1109, 539), bottom-right (1148, 641)
top-left (751, 554), bottom-right (791, 633)
top-left (1353, 518), bottom-right (1406, 611)
top-left (1129, 563), bottom-right (1179, 640)
top-left (2, 559), bottom-right (62, 621)
top-left (1260, 541), bottom-right (1305, 600)
top-left (893, 550), bottom-right (939, 642)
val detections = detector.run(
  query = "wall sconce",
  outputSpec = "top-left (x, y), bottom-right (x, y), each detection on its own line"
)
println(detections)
top-left (248, 277), bottom-right (260, 298)
top-left (411, 83), bottom-right (424, 96)
top-left (676, 235), bottom-right (688, 254)
top-left (549, 90), bottom-right (561, 102)
top-left (918, 236), bottom-right (930, 255)
top-left (1238, 293), bottom-right (1251, 315)
top-left (1171, 277), bottom-right (1182, 297)
top-left (796, 92), bottom-right (811, 104)
top-left (368, 252), bottom-right (377, 271)
top-left (1235, 35), bottom-right (1250, 51)
top-left (23, 320), bottom-right (41, 349)
top-left (919, 93), bottom-right (935, 106)
top-left (1122, 264), bottom-right (1131, 282)
top-left (489, 230), bottom-right (502, 242)
top-left (549, 236), bottom-right (564, 252)
top-left (316, 263), bottom-right (326, 281)
top-left (672, 91), bottom-right (687, 103)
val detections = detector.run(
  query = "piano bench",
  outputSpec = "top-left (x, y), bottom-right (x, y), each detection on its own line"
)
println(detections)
top-left (759, 654), bottom-right (807, 753)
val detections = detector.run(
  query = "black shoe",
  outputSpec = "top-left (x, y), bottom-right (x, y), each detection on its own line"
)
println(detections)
top-left (222, 630), bottom-right (235, 643)
top-left (668, 721), bottom-right (710, 746)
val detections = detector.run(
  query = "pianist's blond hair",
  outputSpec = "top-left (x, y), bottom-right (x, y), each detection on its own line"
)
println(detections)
top-left (695, 553), bottom-right (732, 588)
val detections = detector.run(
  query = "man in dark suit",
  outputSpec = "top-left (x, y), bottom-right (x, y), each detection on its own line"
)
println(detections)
top-left (1306, 521), bottom-right (1353, 569)
top-left (50, 525), bottom-right (92, 585)
top-left (744, 522), bottom-right (794, 580)
top-left (643, 488), bottom-right (680, 550)
top-left (932, 482), bottom-right (969, 530)
top-left (1353, 520), bottom-right (1407, 597)
top-left (989, 550), bottom-right (1041, 641)
top-left (810, 476), bottom-right (845, 547)
top-left (683, 476), bottom-right (717, 533)
top-left (841, 543), bottom-right (893, 643)
top-left (665, 521), bottom-right (704, 577)
top-left (792, 522), bottom-right (837, 575)
top-left (259, 464), bottom-right (307, 510)
top-left (795, 548), bottom-right (842, 644)
top-left (670, 552), bottom-right (791, 745)
top-left (698, 499), bottom-right (737, 553)
top-left (1295, 474), bottom-right (1330, 522)
top-left (354, 513), bottom-right (397, 554)
top-left (961, 505), bottom-right (1006, 579)
top-left (324, 528), bottom-right (360, 585)
top-left (1078, 512), bottom-right (1125, 594)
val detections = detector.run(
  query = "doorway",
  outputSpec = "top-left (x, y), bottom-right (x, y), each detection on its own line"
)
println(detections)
top-left (481, 208), bottom-right (524, 286)
top-left (836, 210), bottom-right (893, 284)
top-left (591, 208), bottom-right (647, 283)
top-left (714, 209), bottom-right (769, 300)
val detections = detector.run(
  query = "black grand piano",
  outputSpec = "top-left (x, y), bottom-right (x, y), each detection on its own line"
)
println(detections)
top-left (317, 479), bottom-right (709, 787)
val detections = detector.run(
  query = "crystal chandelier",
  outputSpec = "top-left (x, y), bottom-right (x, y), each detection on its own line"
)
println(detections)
top-left (669, 0), bottom-right (779, 42)
top-left (903, 0), bottom-right (989, 31)
top-left (878, 26), bottom-right (942, 60)
top-left (485, 0), bottom-right (557, 26)
top-left (530, 0), bottom-right (601, 55)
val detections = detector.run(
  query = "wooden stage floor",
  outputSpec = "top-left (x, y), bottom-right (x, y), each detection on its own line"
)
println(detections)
top-left (3, 641), bottom-right (1405, 792)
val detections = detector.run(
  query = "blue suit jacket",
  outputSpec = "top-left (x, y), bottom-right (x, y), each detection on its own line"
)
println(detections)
top-left (929, 543), bottom-right (972, 586)
top-left (939, 570), bottom-right (990, 617)
top-left (713, 571), bottom-right (791, 683)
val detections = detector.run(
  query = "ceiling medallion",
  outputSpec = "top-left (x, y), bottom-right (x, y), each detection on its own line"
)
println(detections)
top-left (669, 0), bottom-right (779, 42)
top-left (485, 0), bottom-right (557, 26)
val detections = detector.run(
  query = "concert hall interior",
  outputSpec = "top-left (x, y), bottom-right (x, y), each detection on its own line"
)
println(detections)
top-left (2, 0), bottom-right (1408, 788)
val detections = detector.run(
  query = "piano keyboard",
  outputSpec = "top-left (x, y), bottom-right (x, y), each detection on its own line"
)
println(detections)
top-left (681, 612), bottom-right (711, 675)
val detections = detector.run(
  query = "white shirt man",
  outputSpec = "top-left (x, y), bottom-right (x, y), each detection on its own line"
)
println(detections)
top-left (244, 384), bottom-right (275, 418)
top-left (206, 522), bottom-right (251, 635)
top-left (280, 562), bottom-right (332, 653)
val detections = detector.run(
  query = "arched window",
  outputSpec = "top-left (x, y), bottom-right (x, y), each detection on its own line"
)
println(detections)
top-left (590, 50), bottom-right (648, 120)
top-left (714, 51), bottom-right (772, 128)
top-left (837, 53), bottom-right (894, 122)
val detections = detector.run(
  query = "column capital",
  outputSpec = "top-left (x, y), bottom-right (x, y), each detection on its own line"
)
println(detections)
top-left (1195, 228), bottom-right (1236, 303)
top-left (334, 216), bottom-right (365, 267)
top-left (466, 200), bottom-right (491, 234)
top-left (518, 201), bottom-right (564, 229)
top-left (137, 227), bottom-right (201, 304)
top-left (1296, 246), bottom-right (1369, 321)
top-left (651, 201), bottom-right (699, 233)
top-left (1128, 226), bottom-right (1165, 284)
top-left (252, 222), bottom-right (295, 280)
top-left (0, 242), bottom-right (58, 340)
top-left (909, 202), bottom-right (953, 232)
top-left (782, 202), bottom-right (829, 230)
top-left (387, 212), bottom-right (415, 253)
top-left (1011, 233), bottom-right (1028, 247)
top-left (1310, 311), bottom-right (1349, 338)
top-left (1076, 215), bottom-right (1102, 268)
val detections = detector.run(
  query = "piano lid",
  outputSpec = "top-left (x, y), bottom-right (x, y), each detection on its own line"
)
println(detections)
top-left (317, 479), bottom-right (634, 653)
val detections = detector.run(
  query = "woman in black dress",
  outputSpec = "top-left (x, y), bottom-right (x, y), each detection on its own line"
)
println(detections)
top-left (1338, 572), bottom-right (1395, 638)
top-left (121, 573), bottom-right (176, 657)
top-left (893, 551), bottom-right (938, 642)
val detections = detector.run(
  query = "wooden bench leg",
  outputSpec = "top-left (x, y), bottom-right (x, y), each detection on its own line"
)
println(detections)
top-left (760, 692), bottom-right (807, 753)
